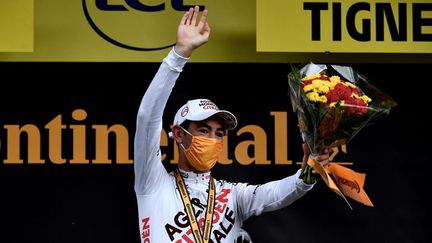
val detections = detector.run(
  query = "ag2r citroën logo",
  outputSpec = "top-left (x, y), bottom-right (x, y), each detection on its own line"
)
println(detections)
top-left (82, 0), bottom-right (204, 51)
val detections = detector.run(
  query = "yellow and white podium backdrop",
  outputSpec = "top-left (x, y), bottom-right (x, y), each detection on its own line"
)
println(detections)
top-left (0, 0), bottom-right (431, 62)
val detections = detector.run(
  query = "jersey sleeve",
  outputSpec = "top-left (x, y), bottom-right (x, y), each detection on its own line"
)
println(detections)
top-left (235, 169), bottom-right (314, 222)
top-left (134, 48), bottom-right (189, 195)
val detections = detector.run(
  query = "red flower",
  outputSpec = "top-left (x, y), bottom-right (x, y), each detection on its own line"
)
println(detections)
top-left (344, 97), bottom-right (368, 116)
top-left (319, 76), bottom-right (330, 81)
top-left (351, 87), bottom-right (362, 96)
top-left (325, 83), bottom-right (352, 103)
top-left (302, 79), bottom-right (313, 86)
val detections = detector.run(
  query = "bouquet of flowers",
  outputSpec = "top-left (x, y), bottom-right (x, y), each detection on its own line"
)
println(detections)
top-left (288, 63), bottom-right (396, 208)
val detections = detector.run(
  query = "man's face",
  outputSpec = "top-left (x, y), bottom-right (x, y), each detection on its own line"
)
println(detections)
top-left (175, 117), bottom-right (226, 172)
top-left (184, 117), bottom-right (226, 144)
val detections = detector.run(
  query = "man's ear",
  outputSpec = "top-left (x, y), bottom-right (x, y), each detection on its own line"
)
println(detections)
top-left (172, 125), bottom-right (184, 143)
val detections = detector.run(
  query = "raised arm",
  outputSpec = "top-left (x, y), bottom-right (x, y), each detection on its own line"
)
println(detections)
top-left (134, 6), bottom-right (210, 195)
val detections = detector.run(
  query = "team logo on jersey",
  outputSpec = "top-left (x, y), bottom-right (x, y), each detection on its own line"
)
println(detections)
top-left (165, 188), bottom-right (235, 242)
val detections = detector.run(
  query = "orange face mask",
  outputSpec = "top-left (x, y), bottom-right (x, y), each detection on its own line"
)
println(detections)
top-left (180, 128), bottom-right (223, 172)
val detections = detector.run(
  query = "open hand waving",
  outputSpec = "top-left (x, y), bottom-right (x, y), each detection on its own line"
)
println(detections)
top-left (174, 6), bottom-right (211, 58)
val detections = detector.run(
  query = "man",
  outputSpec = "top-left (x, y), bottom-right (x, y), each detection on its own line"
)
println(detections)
top-left (134, 6), bottom-right (329, 243)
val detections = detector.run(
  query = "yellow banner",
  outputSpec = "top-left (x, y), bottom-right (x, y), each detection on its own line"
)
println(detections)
top-left (257, 0), bottom-right (432, 53)
top-left (0, 0), bottom-right (431, 62)
top-left (0, 0), bottom-right (34, 52)
top-left (0, 0), bottom-right (281, 62)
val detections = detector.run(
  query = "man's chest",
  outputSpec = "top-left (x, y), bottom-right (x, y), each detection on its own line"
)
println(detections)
top-left (154, 186), bottom-right (240, 242)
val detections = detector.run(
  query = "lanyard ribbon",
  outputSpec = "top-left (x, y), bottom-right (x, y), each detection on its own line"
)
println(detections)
top-left (175, 169), bottom-right (215, 243)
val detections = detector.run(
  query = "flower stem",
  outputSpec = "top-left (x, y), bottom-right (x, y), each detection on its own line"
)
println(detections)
top-left (301, 165), bottom-right (316, 184)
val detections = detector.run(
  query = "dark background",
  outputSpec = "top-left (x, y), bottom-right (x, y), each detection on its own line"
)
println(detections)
top-left (0, 60), bottom-right (431, 242)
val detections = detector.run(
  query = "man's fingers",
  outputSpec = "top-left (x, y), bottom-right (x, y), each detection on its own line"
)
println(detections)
top-left (191, 5), bottom-right (199, 26)
top-left (302, 143), bottom-right (310, 154)
top-left (321, 160), bottom-right (330, 167)
top-left (185, 7), bottom-right (193, 25)
top-left (197, 8), bottom-right (208, 29)
top-left (180, 10), bottom-right (189, 25)
top-left (200, 9), bottom-right (208, 24)
top-left (201, 24), bottom-right (210, 39)
top-left (317, 153), bottom-right (329, 161)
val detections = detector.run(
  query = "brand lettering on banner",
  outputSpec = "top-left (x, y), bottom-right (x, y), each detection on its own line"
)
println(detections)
top-left (1, 109), bottom-right (133, 165)
top-left (82, 0), bottom-right (205, 51)
top-left (303, 1), bottom-right (432, 42)
top-left (257, 0), bottom-right (432, 53)
top-left (0, 110), bottom-right (352, 165)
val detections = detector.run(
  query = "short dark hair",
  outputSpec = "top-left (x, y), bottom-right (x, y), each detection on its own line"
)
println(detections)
top-left (181, 120), bottom-right (191, 130)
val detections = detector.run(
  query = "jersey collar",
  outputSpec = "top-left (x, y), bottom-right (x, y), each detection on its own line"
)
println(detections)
top-left (178, 168), bottom-right (211, 182)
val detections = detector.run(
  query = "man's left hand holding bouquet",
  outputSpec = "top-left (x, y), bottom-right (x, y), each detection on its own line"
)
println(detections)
top-left (301, 143), bottom-right (331, 184)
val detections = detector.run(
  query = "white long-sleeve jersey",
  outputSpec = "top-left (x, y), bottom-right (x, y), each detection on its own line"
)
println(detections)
top-left (134, 49), bottom-right (314, 243)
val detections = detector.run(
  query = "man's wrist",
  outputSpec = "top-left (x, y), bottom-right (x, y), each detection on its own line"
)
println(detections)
top-left (174, 45), bottom-right (193, 58)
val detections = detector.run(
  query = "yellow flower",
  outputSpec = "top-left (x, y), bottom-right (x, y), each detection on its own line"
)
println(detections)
top-left (351, 93), bottom-right (372, 104)
top-left (330, 75), bottom-right (341, 83)
top-left (318, 85), bottom-right (330, 93)
top-left (343, 81), bottom-right (357, 89)
top-left (360, 95), bottom-right (372, 103)
top-left (303, 79), bottom-right (332, 94)
top-left (302, 74), bottom-right (321, 81)
top-left (303, 84), bottom-right (315, 93)
top-left (351, 93), bottom-right (360, 99)
top-left (306, 92), bottom-right (327, 103)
